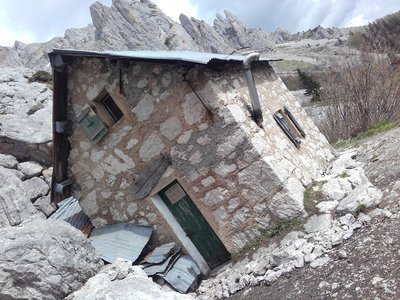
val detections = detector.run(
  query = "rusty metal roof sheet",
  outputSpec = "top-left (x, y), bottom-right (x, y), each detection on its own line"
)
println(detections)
top-left (160, 254), bottom-right (202, 293)
top-left (88, 223), bottom-right (153, 264)
top-left (49, 49), bottom-right (276, 65)
top-left (48, 196), bottom-right (93, 237)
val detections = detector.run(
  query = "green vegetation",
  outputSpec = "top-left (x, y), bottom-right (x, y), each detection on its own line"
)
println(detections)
top-left (303, 183), bottom-right (325, 215)
top-left (333, 119), bottom-right (400, 149)
top-left (232, 218), bottom-right (303, 260)
top-left (297, 68), bottom-right (321, 102)
top-left (354, 119), bottom-right (400, 139)
top-left (355, 204), bottom-right (368, 216)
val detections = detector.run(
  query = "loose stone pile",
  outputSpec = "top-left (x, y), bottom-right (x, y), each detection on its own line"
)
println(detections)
top-left (197, 149), bottom-right (385, 299)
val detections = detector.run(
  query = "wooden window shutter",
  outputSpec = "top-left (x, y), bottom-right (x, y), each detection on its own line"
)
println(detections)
top-left (77, 106), bottom-right (108, 144)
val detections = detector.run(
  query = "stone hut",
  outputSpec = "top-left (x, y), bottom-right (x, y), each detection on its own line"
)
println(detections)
top-left (49, 49), bottom-right (333, 273)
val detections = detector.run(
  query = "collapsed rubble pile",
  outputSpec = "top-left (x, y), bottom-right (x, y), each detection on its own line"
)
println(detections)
top-left (197, 149), bottom-right (384, 299)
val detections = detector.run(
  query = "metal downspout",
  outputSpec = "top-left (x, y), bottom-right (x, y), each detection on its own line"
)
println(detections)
top-left (243, 53), bottom-right (263, 127)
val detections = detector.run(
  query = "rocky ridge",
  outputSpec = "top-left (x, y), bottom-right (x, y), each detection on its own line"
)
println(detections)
top-left (0, 0), bottom-right (349, 70)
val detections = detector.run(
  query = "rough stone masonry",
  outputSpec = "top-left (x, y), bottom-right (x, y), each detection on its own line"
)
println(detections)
top-left (58, 51), bottom-right (333, 257)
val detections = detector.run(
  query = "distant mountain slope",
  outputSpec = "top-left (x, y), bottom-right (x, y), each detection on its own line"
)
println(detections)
top-left (0, 0), bottom-right (348, 70)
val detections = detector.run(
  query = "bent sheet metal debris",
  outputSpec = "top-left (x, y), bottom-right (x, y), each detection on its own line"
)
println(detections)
top-left (142, 243), bottom-right (201, 293)
top-left (48, 196), bottom-right (93, 237)
top-left (88, 222), bottom-right (153, 264)
top-left (49, 197), bottom-right (201, 293)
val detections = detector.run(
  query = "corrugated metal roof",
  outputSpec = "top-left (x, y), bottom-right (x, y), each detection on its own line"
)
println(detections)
top-left (49, 49), bottom-right (276, 65)
top-left (48, 196), bottom-right (93, 237)
top-left (143, 251), bottom-right (181, 276)
top-left (143, 242), bottom-right (178, 264)
top-left (160, 255), bottom-right (202, 293)
top-left (89, 223), bottom-right (153, 264)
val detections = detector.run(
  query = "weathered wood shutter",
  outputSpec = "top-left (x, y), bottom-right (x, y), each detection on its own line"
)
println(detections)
top-left (274, 111), bottom-right (301, 148)
top-left (131, 155), bottom-right (171, 200)
top-left (77, 106), bottom-right (108, 144)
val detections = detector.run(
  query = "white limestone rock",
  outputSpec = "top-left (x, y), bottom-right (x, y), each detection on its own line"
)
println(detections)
top-left (316, 200), bottom-right (338, 213)
top-left (182, 93), bottom-right (205, 126)
top-left (304, 214), bottom-right (333, 234)
top-left (310, 255), bottom-right (331, 268)
top-left (269, 177), bottom-right (305, 220)
top-left (33, 195), bottom-right (57, 217)
top-left (20, 176), bottom-right (49, 202)
top-left (139, 132), bottom-right (165, 162)
top-left (0, 219), bottom-right (103, 300)
top-left (66, 259), bottom-right (194, 300)
top-left (203, 187), bottom-right (229, 206)
top-left (321, 178), bottom-right (352, 201)
top-left (160, 116), bottom-right (182, 141)
top-left (17, 161), bottom-right (44, 179)
top-left (336, 184), bottom-right (383, 213)
top-left (0, 153), bottom-right (18, 168)
top-left (0, 166), bottom-right (43, 227)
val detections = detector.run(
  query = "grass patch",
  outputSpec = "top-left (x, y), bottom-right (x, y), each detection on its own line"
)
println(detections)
top-left (232, 217), bottom-right (303, 260)
top-left (356, 119), bottom-right (400, 140)
top-left (355, 204), bottom-right (369, 216)
top-left (303, 183), bottom-right (325, 215)
top-left (333, 119), bottom-right (400, 149)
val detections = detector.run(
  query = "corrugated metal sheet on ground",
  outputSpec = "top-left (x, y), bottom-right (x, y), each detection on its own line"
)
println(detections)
top-left (143, 242), bottom-right (178, 264)
top-left (160, 255), bottom-right (202, 293)
top-left (143, 251), bottom-right (181, 276)
top-left (48, 196), bottom-right (93, 237)
top-left (50, 49), bottom-right (277, 65)
top-left (89, 223), bottom-right (153, 264)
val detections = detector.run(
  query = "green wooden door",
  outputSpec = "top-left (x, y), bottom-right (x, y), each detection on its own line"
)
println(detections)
top-left (159, 181), bottom-right (231, 269)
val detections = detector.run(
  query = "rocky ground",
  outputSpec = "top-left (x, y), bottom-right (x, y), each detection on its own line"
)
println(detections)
top-left (225, 126), bottom-right (400, 300)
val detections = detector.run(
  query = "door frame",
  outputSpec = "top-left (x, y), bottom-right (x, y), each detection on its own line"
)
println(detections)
top-left (150, 194), bottom-right (210, 275)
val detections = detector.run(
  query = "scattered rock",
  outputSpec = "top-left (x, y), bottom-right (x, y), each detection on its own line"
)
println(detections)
top-left (17, 160), bottom-right (44, 179)
top-left (20, 176), bottom-right (49, 202)
top-left (0, 153), bottom-right (18, 168)
top-left (304, 214), bottom-right (332, 233)
top-left (33, 194), bottom-right (57, 217)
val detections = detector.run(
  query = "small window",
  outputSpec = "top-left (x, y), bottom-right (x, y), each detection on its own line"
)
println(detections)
top-left (101, 94), bottom-right (123, 123)
top-left (274, 107), bottom-right (305, 148)
top-left (92, 90), bottom-right (124, 127)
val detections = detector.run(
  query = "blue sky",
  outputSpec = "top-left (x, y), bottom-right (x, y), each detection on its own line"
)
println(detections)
top-left (1, 0), bottom-right (399, 47)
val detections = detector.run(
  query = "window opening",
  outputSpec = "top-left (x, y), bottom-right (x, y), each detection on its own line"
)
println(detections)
top-left (101, 94), bottom-right (123, 123)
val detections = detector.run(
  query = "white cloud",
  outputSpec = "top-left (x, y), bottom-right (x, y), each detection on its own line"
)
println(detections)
top-left (345, 14), bottom-right (368, 27)
top-left (153, 0), bottom-right (199, 22)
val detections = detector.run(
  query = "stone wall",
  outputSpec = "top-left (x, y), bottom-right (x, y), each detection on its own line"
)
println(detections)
top-left (66, 57), bottom-right (332, 253)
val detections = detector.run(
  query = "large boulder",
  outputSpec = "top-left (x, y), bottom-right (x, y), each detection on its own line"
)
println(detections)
top-left (0, 165), bottom-right (43, 227)
top-left (0, 68), bottom-right (53, 165)
top-left (0, 218), bottom-right (103, 300)
top-left (67, 259), bottom-right (194, 300)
